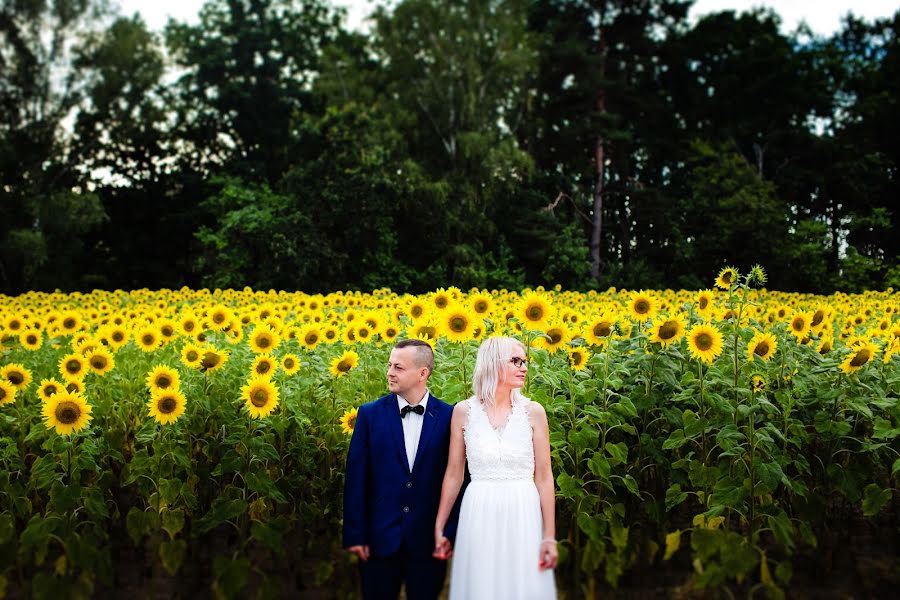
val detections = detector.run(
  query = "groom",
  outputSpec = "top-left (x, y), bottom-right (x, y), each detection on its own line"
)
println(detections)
top-left (343, 339), bottom-right (460, 599)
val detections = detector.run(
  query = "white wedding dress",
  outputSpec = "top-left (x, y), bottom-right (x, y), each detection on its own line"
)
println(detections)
top-left (449, 395), bottom-right (557, 600)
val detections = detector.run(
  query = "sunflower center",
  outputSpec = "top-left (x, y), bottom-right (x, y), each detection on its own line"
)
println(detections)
top-left (593, 322), bottom-right (612, 338)
top-left (547, 329), bottom-right (563, 344)
top-left (474, 301), bottom-right (488, 313)
top-left (850, 349), bottom-right (871, 367)
top-left (63, 318), bottom-right (76, 329)
top-left (112, 332), bottom-right (124, 342)
top-left (325, 330), bottom-right (337, 340)
top-left (358, 328), bottom-right (370, 338)
top-left (55, 401), bottom-right (80, 424)
top-left (695, 333), bottom-right (713, 351)
top-left (435, 296), bottom-right (448, 309)
top-left (10, 320), bottom-right (21, 330)
top-left (411, 306), bottom-right (423, 318)
top-left (305, 333), bottom-right (318, 345)
top-left (0, 388), bottom-right (8, 401)
top-left (91, 356), bottom-right (108, 369)
top-left (45, 384), bottom-right (58, 395)
top-left (450, 317), bottom-right (467, 333)
top-left (284, 358), bottom-right (295, 370)
top-left (186, 350), bottom-right (199, 362)
top-left (142, 334), bottom-right (154, 345)
top-left (812, 311), bottom-right (824, 327)
top-left (213, 313), bottom-right (225, 324)
top-left (251, 389), bottom-right (269, 407)
top-left (337, 359), bottom-right (352, 373)
top-left (754, 342), bottom-right (770, 357)
top-left (8, 372), bottom-right (24, 385)
top-left (572, 353), bottom-right (584, 365)
top-left (158, 397), bottom-right (177, 414)
top-left (183, 321), bottom-right (196, 332)
top-left (791, 318), bottom-right (805, 332)
top-left (156, 376), bottom-right (171, 388)
top-left (634, 300), bottom-right (650, 315)
top-left (26, 334), bottom-right (38, 344)
top-left (698, 297), bottom-right (709, 310)
top-left (161, 326), bottom-right (174, 337)
top-left (658, 321), bottom-right (678, 340)
top-left (257, 362), bottom-right (271, 374)
top-left (201, 353), bottom-right (220, 369)
top-left (256, 336), bottom-right (271, 349)
top-left (526, 305), bottom-right (544, 321)
top-left (722, 272), bottom-right (733, 284)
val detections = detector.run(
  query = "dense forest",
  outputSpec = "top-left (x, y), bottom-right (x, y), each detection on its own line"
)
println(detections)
top-left (1, 0), bottom-right (898, 295)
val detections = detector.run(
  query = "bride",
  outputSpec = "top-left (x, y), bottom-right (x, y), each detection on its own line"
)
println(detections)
top-left (433, 336), bottom-right (557, 599)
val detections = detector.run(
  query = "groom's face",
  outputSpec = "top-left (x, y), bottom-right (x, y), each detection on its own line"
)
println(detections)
top-left (387, 346), bottom-right (427, 398)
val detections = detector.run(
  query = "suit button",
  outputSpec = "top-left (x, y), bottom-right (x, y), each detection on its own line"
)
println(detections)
top-left (403, 506), bottom-right (410, 513)
top-left (406, 482), bottom-right (412, 488)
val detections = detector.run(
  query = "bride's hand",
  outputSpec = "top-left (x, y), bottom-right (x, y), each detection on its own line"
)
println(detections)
top-left (538, 540), bottom-right (558, 570)
top-left (433, 533), bottom-right (453, 560)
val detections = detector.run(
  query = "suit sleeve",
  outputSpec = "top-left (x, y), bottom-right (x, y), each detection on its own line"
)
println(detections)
top-left (342, 405), bottom-right (369, 548)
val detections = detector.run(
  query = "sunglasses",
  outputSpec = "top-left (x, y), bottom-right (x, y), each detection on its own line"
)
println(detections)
top-left (509, 357), bottom-right (528, 368)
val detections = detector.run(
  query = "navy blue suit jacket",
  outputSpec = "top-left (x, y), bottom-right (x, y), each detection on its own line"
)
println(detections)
top-left (343, 393), bottom-right (459, 557)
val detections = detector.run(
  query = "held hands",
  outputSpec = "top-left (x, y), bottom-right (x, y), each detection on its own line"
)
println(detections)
top-left (433, 532), bottom-right (453, 560)
top-left (538, 539), bottom-right (558, 571)
top-left (347, 545), bottom-right (370, 562)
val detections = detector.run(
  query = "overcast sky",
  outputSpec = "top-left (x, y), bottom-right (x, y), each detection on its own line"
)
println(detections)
top-left (116, 0), bottom-right (897, 36)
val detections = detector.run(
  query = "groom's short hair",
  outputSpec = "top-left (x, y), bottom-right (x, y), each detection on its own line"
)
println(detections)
top-left (394, 339), bottom-right (435, 375)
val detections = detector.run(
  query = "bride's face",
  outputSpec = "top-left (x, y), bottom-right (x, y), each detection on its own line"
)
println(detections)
top-left (499, 348), bottom-right (528, 389)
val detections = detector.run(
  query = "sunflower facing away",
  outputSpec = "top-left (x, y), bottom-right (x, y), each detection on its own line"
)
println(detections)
top-left (148, 389), bottom-right (187, 425)
top-left (330, 350), bottom-right (360, 378)
top-left (746, 331), bottom-right (778, 362)
top-left (686, 323), bottom-right (724, 364)
top-left (340, 407), bottom-right (359, 435)
top-left (242, 376), bottom-right (279, 418)
top-left (42, 391), bottom-right (92, 436)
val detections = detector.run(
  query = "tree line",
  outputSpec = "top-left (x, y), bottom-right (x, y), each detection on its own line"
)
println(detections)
top-left (1, 0), bottom-right (897, 295)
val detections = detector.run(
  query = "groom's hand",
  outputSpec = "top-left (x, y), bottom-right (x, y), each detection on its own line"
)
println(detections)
top-left (433, 534), bottom-right (452, 560)
top-left (347, 545), bottom-right (370, 562)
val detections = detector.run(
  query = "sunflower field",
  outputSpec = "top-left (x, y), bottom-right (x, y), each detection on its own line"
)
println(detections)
top-left (1, 266), bottom-right (898, 598)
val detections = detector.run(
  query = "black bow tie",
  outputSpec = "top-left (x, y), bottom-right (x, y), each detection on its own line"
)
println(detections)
top-left (401, 404), bottom-right (425, 418)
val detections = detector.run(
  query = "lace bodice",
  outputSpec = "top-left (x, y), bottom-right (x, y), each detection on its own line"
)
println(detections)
top-left (463, 396), bottom-right (535, 481)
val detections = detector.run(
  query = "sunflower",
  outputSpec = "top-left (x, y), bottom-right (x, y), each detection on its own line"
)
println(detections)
top-left (1, 363), bottom-right (33, 390)
top-left (431, 289), bottom-right (452, 312)
top-left (0, 380), bottom-right (16, 406)
top-left (300, 325), bottom-right (322, 350)
top-left (329, 350), bottom-right (360, 378)
top-left (567, 347), bottom-right (590, 371)
top-left (354, 323), bottom-right (375, 344)
top-left (146, 365), bottom-right (181, 393)
top-left (883, 337), bottom-right (899, 364)
top-left (200, 348), bottom-right (228, 373)
top-left (839, 341), bottom-right (879, 374)
top-left (519, 293), bottom-right (554, 329)
top-left (148, 389), bottom-right (187, 425)
top-left (37, 378), bottom-right (65, 402)
top-left (648, 316), bottom-right (685, 348)
top-left (179, 313), bottom-right (200, 336)
top-left (406, 299), bottom-right (428, 322)
top-left (817, 335), bottom-right (834, 355)
top-left (181, 343), bottom-right (203, 369)
top-left (469, 293), bottom-right (493, 316)
top-left (715, 267), bottom-right (739, 290)
top-left (3, 314), bottom-right (25, 332)
top-left (322, 325), bottom-right (340, 344)
top-left (628, 291), bottom-right (657, 321)
top-left (42, 391), bottom-right (92, 436)
top-left (380, 323), bottom-right (401, 343)
top-left (583, 313), bottom-right (617, 347)
top-left (686, 323), bottom-right (724, 364)
top-left (535, 322), bottom-right (570, 353)
top-left (19, 329), bottom-right (43, 351)
top-left (251, 354), bottom-right (278, 378)
top-left (788, 312), bottom-right (812, 340)
top-left (340, 407), bottom-right (358, 435)
top-left (208, 305), bottom-right (234, 330)
top-left (441, 304), bottom-right (477, 343)
top-left (750, 375), bottom-right (766, 394)
top-left (249, 325), bottom-right (280, 354)
top-left (241, 376), bottom-right (279, 419)
top-left (103, 325), bottom-right (129, 350)
top-left (281, 353), bottom-right (301, 375)
top-left (86, 347), bottom-right (115, 376)
top-left (59, 311), bottom-right (82, 335)
top-left (746, 331), bottom-right (778, 362)
top-left (65, 379), bottom-right (85, 394)
top-left (695, 290), bottom-right (716, 318)
top-left (135, 326), bottom-right (160, 352)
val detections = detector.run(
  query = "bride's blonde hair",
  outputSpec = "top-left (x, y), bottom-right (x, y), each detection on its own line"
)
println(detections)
top-left (472, 336), bottom-right (527, 407)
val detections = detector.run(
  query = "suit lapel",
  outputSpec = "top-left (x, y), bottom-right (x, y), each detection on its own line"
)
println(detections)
top-left (411, 395), bottom-right (438, 475)
top-left (385, 394), bottom-right (411, 473)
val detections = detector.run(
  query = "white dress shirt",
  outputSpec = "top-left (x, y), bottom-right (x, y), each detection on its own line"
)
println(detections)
top-left (397, 390), bottom-right (429, 471)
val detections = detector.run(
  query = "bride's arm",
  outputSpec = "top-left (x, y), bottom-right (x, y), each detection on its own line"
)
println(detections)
top-left (531, 402), bottom-right (558, 570)
top-left (433, 401), bottom-right (468, 559)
